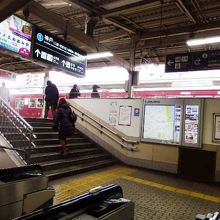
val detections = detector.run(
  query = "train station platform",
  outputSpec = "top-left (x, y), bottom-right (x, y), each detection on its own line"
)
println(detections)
top-left (51, 165), bottom-right (220, 220)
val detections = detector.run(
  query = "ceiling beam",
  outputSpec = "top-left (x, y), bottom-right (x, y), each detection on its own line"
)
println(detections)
top-left (98, 0), bottom-right (161, 17)
top-left (140, 20), bottom-right (220, 41)
top-left (0, 0), bottom-right (33, 22)
top-left (68, 0), bottom-right (136, 33)
top-left (29, 1), bottom-right (96, 51)
top-left (28, 1), bottom-right (130, 69)
top-left (97, 30), bottom-right (128, 43)
top-left (176, 0), bottom-right (197, 23)
top-left (103, 17), bottom-right (136, 34)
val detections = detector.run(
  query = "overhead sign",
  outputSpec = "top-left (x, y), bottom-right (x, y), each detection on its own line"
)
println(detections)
top-left (165, 50), bottom-right (220, 72)
top-left (32, 26), bottom-right (87, 77)
top-left (0, 15), bottom-right (32, 57)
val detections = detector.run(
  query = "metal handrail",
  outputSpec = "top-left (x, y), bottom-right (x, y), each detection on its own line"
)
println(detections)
top-left (0, 97), bottom-right (36, 163)
top-left (68, 103), bottom-right (139, 151)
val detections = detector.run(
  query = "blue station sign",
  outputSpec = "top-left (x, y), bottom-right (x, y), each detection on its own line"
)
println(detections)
top-left (32, 26), bottom-right (87, 77)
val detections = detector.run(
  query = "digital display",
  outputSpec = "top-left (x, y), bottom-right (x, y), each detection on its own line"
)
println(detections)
top-left (0, 15), bottom-right (32, 57)
top-left (143, 105), bottom-right (182, 144)
top-left (32, 26), bottom-right (87, 77)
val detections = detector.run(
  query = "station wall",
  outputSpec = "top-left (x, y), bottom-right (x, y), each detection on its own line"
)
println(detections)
top-left (70, 98), bottom-right (220, 181)
top-left (73, 99), bottom-right (142, 137)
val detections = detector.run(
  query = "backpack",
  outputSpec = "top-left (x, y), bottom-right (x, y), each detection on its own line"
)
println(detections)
top-left (70, 110), bottom-right (77, 124)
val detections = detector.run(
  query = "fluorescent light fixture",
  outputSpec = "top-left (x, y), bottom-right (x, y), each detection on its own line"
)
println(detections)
top-left (180, 91), bottom-right (191, 95)
top-left (187, 36), bottom-right (220, 46)
top-left (86, 52), bottom-right (113, 60)
top-left (172, 80), bottom-right (212, 87)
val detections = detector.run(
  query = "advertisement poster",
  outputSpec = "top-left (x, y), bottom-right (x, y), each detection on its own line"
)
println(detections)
top-left (109, 101), bottom-right (118, 126)
top-left (184, 105), bottom-right (199, 144)
top-left (29, 98), bottom-right (36, 108)
top-left (118, 106), bottom-right (132, 126)
top-left (36, 98), bottom-right (44, 108)
top-left (0, 15), bottom-right (32, 57)
top-left (15, 98), bottom-right (24, 109)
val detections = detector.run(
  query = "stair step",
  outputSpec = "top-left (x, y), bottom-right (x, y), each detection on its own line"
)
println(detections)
top-left (45, 159), bottom-right (117, 180)
top-left (27, 122), bottom-right (54, 127)
top-left (30, 148), bottom-right (103, 163)
top-left (25, 118), bottom-right (53, 123)
top-left (34, 137), bottom-right (87, 145)
top-left (32, 142), bottom-right (95, 153)
top-left (39, 153), bottom-right (110, 171)
top-left (34, 131), bottom-right (81, 139)
top-left (33, 127), bottom-right (55, 132)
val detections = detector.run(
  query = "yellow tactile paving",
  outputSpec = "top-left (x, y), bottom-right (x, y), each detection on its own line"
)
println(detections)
top-left (54, 166), bottom-right (135, 204)
top-left (53, 166), bottom-right (220, 204)
top-left (122, 175), bottom-right (220, 204)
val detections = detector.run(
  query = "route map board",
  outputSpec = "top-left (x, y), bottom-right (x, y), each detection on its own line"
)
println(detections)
top-left (165, 50), bottom-right (220, 72)
top-left (32, 26), bottom-right (87, 77)
top-left (142, 105), bottom-right (182, 144)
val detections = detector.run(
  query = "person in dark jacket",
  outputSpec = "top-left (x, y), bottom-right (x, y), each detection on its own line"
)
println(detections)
top-left (69, 84), bottom-right (80, 99)
top-left (91, 84), bottom-right (100, 98)
top-left (44, 80), bottom-right (59, 119)
top-left (53, 98), bottom-right (75, 156)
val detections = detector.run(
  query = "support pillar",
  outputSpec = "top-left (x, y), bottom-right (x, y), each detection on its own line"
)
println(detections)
top-left (84, 15), bottom-right (98, 37)
top-left (41, 69), bottom-right (49, 118)
top-left (128, 35), bottom-right (139, 98)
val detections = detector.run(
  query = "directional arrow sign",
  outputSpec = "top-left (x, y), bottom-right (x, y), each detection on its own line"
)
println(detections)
top-left (165, 53), bottom-right (192, 72)
top-left (35, 49), bottom-right (41, 57)
top-left (61, 60), bottom-right (66, 67)
top-left (194, 58), bottom-right (201, 65)
top-left (167, 60), bottom-right (174, 66)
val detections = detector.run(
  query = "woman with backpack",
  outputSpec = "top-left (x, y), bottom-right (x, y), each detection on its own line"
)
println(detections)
top-left (53, 98), bottom-right (77, 156)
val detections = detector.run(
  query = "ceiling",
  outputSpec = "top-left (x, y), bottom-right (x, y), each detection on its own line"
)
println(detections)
top-left (0, 0), bottom-right (220, 74)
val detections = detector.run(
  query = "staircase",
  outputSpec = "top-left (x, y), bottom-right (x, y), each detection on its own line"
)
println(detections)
top-left (25, 118), bottom-right (117, 180)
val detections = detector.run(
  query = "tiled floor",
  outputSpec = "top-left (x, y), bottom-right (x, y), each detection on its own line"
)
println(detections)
top-left (50, 165), bottom-right (220, 219)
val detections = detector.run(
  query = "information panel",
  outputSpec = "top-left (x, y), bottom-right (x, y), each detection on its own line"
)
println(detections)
top-left (165, 50), bottom-right (220, 73)
top-left (32, 26), bottom-right (87, 77)
top-left (142, 100), bottom-right (182, 145)
top-left (142, 99), bottom-right (203, 148)
top-left (0, 15), bottom-right (32, 57)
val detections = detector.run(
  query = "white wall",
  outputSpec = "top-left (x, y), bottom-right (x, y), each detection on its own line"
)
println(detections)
top-left (72, 99), bottom-right (142, 137)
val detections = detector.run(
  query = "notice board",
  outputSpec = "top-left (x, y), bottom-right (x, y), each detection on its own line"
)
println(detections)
top-left (142, 99), bottom-right (203, 148)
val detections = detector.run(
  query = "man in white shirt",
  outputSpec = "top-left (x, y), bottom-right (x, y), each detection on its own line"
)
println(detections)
top-left (0, 82), bottom-right (10, 103)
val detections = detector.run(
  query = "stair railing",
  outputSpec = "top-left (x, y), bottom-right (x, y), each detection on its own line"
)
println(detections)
top-left (0, 97), bottom-right (36, 163)
top-left (68, 103), bottom-right (139, 151)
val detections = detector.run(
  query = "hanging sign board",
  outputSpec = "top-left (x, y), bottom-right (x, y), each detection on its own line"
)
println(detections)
top-left (0, 15), bottom-right (32, 57)
top-left (165, 50), bottom-right (220, 72)
top-left (32, 26), bottom-right (87, 77)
